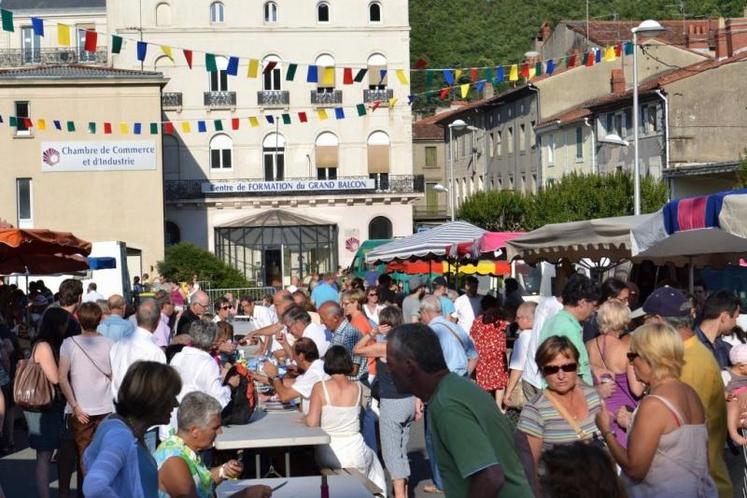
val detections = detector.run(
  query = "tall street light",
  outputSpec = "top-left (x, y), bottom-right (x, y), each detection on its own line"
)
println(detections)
top-left (632, 19), bottom-right (666, 215)
top-left (448, 119), bottom-right (478, 222)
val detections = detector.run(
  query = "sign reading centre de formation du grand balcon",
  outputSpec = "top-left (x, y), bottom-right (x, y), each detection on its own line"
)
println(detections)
top-left (201, 178), bottom-right (376, 194)
top-left (40, 141), bottom-right (158, 172)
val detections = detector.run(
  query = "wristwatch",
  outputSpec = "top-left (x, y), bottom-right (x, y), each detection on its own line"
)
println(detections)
top-left (271, 376), bottom-right (281, 384)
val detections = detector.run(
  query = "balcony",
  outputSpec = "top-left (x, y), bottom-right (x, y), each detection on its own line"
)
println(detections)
top-left (310, 89), bottom-right (342, 106)
top-left (204, 91), bottom-right (236, 109)
top-left (162, 92), bottom-right (183, 110)
top-left (257, 90), bottom-right (290, 108)
top-left (0, 47), bottom-right (108, 67)
top-left (363, 88), bottom-right (394, 103)
top-left (164, 175), bottom-right (425, 201)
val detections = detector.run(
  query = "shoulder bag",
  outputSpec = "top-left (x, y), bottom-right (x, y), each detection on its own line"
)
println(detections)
top-left (13, 343), bottom-right (55, 411)
top-left (543, 388), bottom-right (606, 450)
top-left (71, 337), bottom-right (111, 380)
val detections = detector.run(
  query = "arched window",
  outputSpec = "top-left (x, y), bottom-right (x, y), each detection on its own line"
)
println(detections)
top-left (315, 132), bottom-right (338, 179)
top-left (163, 135), bottom-right (180, 178)
top-left (210, 2), bottom-right (224, 23)
top-left (156, 2), bottom-right (172, 26)
top-left (315, 53), bottom-right (336, 90)
top-left (165, 221), bottom-right (181, 246)
top-left (369, 2), bottom-right (382, 22)
top-left (367, 131), bottom-right (390, 190)
top-left (210, 134), bottom-right (233, 169)
top-left (209, 56), bottom-right (228, 92)
top-left (367, 53), bottom-right (387, 90)
top-left (263, 133), bottom-right (285, 181)
top-left (317, 2), bottom-right (330, 22)
top-left (264, 1), bottom-right (278, 22)
top-left (262, 54), bottom-right (282, 91)
top-left (368, 216), bottom-right (392, 240)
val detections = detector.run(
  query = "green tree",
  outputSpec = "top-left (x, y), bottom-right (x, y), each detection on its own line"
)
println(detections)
top-left (157, 242), bottom-right (251, 288)
top-left (457, 190), bottom-right (529, 231)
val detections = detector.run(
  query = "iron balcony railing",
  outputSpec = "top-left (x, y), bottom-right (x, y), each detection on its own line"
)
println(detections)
top-left (363, 88), bottom-right (394, 103)
top-left (257, 90), bottom-right (290, 107)
top-left (204, 91), bottom-right (237, 108)
top-left (162, 92), bottom-right (183, 109)
top-left (165, 175), bottom-right (425, 200)
top-left (310, 89), bottom-right (343, 106)
top-left (0, 47), bottom-right (108, 67)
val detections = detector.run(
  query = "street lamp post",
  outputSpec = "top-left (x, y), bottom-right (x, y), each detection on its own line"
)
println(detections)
top-left (447, 119), bottom-right (479, 222)
top-left (632, 19), bottom-right (666, 215)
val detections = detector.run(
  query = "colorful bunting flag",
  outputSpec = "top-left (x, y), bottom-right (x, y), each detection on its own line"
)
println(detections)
top-left (495, 66), bottom-right (505, 83)
top-left (388, 97), bottom-right (398, 109)
top-left (604, 46), bottom-right (616, 62)
top-left (231, 118), bottom-right (240, 130)
top-left (58, 23), bottom-right (71, 46)
top-left (396, 69), bottom-right (408, 85)
top-left (111, 35), bottom-right (123, 54)
top-left (595, 48), bottom-right (602, 64)
top-left (307, 65), bottom-right (318, 83)
top-left (197, 121), bottom-right (207, 133)
top-left (214, 119), bottom-right (223, 131)
top-left (286, 63), bottom-right (297, 81)
top-left (22, 118), bottom-right (33, 129)
top-left (460, 84), bottom-right (470, 99)
top-left (470, 68), bottom-right (478, 82)
top-left (567, 53), bottom-right (577, 68)
top-left (249, 116), bottom-right (259, 128)
top-left (31, 17), bottom-right (44, 36)
top-left (205, 53), bottom-right (217, 72)
top-left (476, 80), bottom-right (486, 94)
top-left (443, 70), bottom-right (454, 86)
top-left (263, 61), bottom-right (278, 74)
top-left (439, 87), bottom-right (450, 100)
top-left (343, 68), bottom-right (353, 85)
top-left (150, 123), bottom-right (158, 135)
top-left (181, 122), bottom-right (191, 133)
top-left (317, 109), bottom-right (328, 120)
top-left (161, 45), bottom-right (173, 60)
top-left (520, 63), bottom-right (529, 79)
top-left (265, 115), bottom-right (274, 124)
top-left (226, 56), bottom-right (239, 76)
top-left (414, 58), bottom-right (428, 69)
top-left (322, 67), bottom-right (335, 86)
top-left (137, 41), bottom-right (147, 62)
top-left (585, 51), bottom-right (594, 67)
top-left (54, 120), bottom-right (61, 130)
top-left (334, 108), bottom-right (345, 120)
top-left (247, 59), bottom-right (259, 78)
top-left (408, 95), bottom-right (417, 105)
top-left (66, 121), bottom-right (75, 132)
top-left (624, 42), bottom-right (634, 55)
top-left (183, 49), bottom-right (193, 69)
top-left (133, 123), bottom-right (142, 135)
top-left (8, 116), bottom-right (16, 127)
top-left (1, 10), bottom-right (13, 33)
top-left (37, 119), bottom-right (46, 130)
top-left (281, 114), bottom-right (291, 125)
top-left (104, 122), bottom-right (112, 134)
top-left (371, 100), bottom-right (382, 112)
top-left (298, 112), bottom-right (308, 123)
top-left (163, 122), bottom-right (174, 135)
top-left (88, 122), bottom-right (96, 134)
top-left (378, 69), bottom-right (387, 85)
top-left (425, 70), bottom-right (434, 88)
top-left (546, 59), bottom-right (556, 75)
top-left (84, 30), bottom-right (97, 53)
top-left (615, 43), bottom-right (622, 57)
top-left (455, 69), bottom-right (463, 82)
top-left (509, 64), bottom-right (518, 81)
top-left (119, 122), bottom-right (129, 134)
top-left (356, 103), bottom-right (366, 116)
top-left (535, 61), bottom-right (543, 77)
top-left (483, 67), bottom-right (493, 83)
top-left (353, 69), bottom-right (367, 83)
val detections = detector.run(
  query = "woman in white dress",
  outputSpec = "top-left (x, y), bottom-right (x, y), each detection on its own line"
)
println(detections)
top-left (306, 345), bottom-right (387, 496)
top-left (363, 288), bottom-right (384, 326)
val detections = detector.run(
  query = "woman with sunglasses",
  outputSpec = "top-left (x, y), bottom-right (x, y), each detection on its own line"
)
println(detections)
top-left (517, 336), bottom-right (604, 466)
top-left (596, 323), bottom-right (717, 498)
top-left (363, 288), bottom-right (384, 326)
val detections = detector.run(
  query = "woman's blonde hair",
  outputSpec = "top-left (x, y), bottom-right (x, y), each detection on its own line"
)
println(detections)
top-left (596, 300), bottom-right (630, 334)
top-left (342, 288), bottom-right (365, 308)
top-left (630, 322), bottom-right (684, 381)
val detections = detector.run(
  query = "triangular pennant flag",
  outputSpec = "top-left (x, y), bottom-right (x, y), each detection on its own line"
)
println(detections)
top-left (249, 116), bottom-right (259, 128)
top-left (455, 69), bottom-right (463, 82)
top-left (615, 43), bottom-right (622, 57)
top-left (181, 121), bottom-right (191, 133)
top-left (460, 84), bottom-right (470, 99)
top-left (322, 67), bottom-right (335, 86)
top-left (425, 70), bottom-right (434, 88)
top-left (281, 114), bottom-right (291, 125)
top-left (356, 103), bottom-right (366, 116)
top-left (495, 66), bottom-right (505, 83)
top-left (247, 59), bottom-right (259, 78)
top-left (443, 69), bottom-right (454, 86)
top-left (88, 122), bottom-right (96, 134)
top-left (37, 119), bottom-right (46, 130)
top-left (104, 122), bottom-right (112, 134)
top-left (183, 49), bottom-right (193, 68)
top-left (298, 112), bottom-right (308, 123)
top-left (53, 120), bottom-right (62, 130)
top-left (0, 115), bottom-right (5, 125)
top-left (408, 95), bottom-right (417, 105)
top-left (150, 123), bottom-right (159, 135)
top-left (567, 53), bottom-right (577, 68)
top-left (119, 122), bottom-right (129, 135)
top-left (133, 123), bottom-right (142, 135)
top-left (388, 97), bottom-right (398, 109)
top-left (8, 116), bottom-right (17, 127)
top-left (263, 61), bottom-right (278, 74)
top-left (343, 68), bottom-right (353, 85)
top-left (439, 87), bottom-right (450, 100)
top-left (371, 100), bottom-right (382, 112)
top-left (317, 109), bottom-right (328, 120)
top-left (32, 17), bottom-right (44, 36)
top-left (595, 48), bottom-right (602, 64)
top-left (307, 65), bottom-right (319, 83)
top-left (213, 119), bottom-right (223, 131)
top-left (286, 63), bottom-right (297, 81)
top-left (231, 118), bottom-right (240, 130)
top-left (378, 69), bottom-right (387, 85)
top-left (520, 63), bottom-right (529, 79)
top-left (205, 53), bottom-right (217, 72)
top-left (226, 56), bottom-right (239, 76)
top-left (137, 41), bottom-right (147, 62)
top-left (1, 10), bottom-right (14, 33)
top-left (353, 69), bottom-right (367, 83)
top-left (265, 115), bottom-right (274, 124)
top-left (509, 64), bottom-right (518, 81)
top-left (66, 121), bottom-right (75, 132)
top-left (111, 35), bottom-right (123, 54)
top-left (163, 122), bottom-right (174, 135)
top-left (197, 120), bottom-right (207, 133)
top-left (535, 61), bottom-right (543, 77)
top-left (396, 69), bottom-right (408, 85)
top-left (334, 107), bottom-right (345, 120)
top-left (546, 59), bottom-right (556, 75)
top-left (476, 80), bottom-right (486, 94)
top-left (58, 23), bottom-right (71, 46)
top-left (161, 45), bottom-right (173, 60)
top-left (84, 30), bottom-right (97, 53)
top-left (470, 68), bottom-right (478, 82)
top-left (624, 42), bottom-right (634, 55)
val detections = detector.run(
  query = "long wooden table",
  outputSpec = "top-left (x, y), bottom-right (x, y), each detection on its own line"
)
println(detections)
top-left (216, 470), bottom-right (381, 498)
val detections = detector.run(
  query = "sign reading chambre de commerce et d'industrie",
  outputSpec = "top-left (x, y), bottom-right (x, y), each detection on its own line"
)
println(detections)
top-left (201, 178), bottom-right (376, 194)
top-left (40, 141), bottom-right (157, 172)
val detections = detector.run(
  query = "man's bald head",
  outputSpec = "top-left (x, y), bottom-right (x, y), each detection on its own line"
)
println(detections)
top-left (273, 289), bottom-right (291, 306)
top-left (319, 301), bottom-right (344, 331)
top-left (107, 294), bottom-right (126, 317)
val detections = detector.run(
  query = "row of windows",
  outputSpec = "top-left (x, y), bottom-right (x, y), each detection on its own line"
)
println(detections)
top-left (156, 1), bottom-right (382, 26)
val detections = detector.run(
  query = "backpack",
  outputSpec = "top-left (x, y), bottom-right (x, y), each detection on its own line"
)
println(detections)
top-left (221, 363), bottom-right (258, 425)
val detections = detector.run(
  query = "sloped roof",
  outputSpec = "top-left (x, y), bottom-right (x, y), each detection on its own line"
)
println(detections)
top-left (563, 20), bottom-right (709, 47)
top-left (0, 64), bottom-right (164, 80)
top-left (218, 209), bottom-right (333, 229)
top-left (413, 112), bottom-right (447, 140)
top-left (0, 0), bottom-right (105, 10)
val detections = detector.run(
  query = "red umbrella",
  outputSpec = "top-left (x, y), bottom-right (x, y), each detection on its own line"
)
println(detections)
top-left (0, 228), bottom-right (91, 275)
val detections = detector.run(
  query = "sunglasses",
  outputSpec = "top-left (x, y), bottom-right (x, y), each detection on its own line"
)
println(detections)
top-left (542, 363), bottom-right (578, 376)
top-left (626, 352), bottom-right (640, 362)
top-left (220, 306), bottom-right (231, 310)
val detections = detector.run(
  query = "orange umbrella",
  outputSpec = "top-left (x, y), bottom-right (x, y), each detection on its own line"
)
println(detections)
top-left (0, 228), bottom-right (91, 275)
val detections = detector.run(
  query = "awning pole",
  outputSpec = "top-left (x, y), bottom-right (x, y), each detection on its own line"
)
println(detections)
top-left (689, 257), bottom-right (695, 294)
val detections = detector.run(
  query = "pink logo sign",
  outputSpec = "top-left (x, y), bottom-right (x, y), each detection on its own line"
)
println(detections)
top-left (42, 148), bottom-right (61, 166)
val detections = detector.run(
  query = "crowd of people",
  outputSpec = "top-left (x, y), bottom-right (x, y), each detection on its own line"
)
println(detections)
top-left (0, 269), bottom-right (746, 498)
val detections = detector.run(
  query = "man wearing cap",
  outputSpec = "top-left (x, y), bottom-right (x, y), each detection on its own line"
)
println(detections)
top-left (402, 276), bottom-right (426, 324)
top-left (432, 276), bottom-right (455, 319)
top-left (642, 286), bottom-right (732, 498)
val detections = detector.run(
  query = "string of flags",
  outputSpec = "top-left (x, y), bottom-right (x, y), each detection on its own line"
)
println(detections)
top-left (0, 99), bottom-right (402, 136)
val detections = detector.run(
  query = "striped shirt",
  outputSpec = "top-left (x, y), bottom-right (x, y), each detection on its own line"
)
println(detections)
top-left (517, 384), bottom-right (602, 450)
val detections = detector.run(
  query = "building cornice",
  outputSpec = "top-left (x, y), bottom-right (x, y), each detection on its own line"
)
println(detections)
top-left (167, 192), bottom-right (423, 209)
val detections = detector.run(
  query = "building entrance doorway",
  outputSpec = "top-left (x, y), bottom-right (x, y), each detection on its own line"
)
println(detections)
top-left (264, 247), bottom-right (282, 287)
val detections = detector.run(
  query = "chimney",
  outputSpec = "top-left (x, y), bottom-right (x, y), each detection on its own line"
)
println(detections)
top-left (610, 69), bottom-right (625, 94)
top-left (715, 17), bottom-right (729, 59)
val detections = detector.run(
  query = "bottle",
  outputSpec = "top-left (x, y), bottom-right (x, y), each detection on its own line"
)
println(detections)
top-left (320, 475), bottom-right (329, 498)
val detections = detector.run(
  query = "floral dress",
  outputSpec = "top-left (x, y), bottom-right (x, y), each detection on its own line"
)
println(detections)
top-left (470, 317), bottom-right (509, 391)
top-left (154, 434), bottom-right (213, 498)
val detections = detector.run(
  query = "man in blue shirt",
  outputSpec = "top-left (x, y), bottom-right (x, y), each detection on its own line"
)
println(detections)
top-left (694, 289), bottom-right (740, 369)
top-left (431, 277), bottom-right (455, 319)
top-left (311, 272), bottom-right (339, 307)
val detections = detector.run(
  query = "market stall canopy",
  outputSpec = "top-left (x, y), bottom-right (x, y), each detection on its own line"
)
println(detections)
top-left (366, 221), bottom-right (485, 263)
top-left (0, 228), bottom-right (92, 275)
top-left (506, 214), bottom-right (655, 264)
top-left (0, 253), bottom-right (89, 275)
top-left (448, 231), bottom-right (525, 259)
